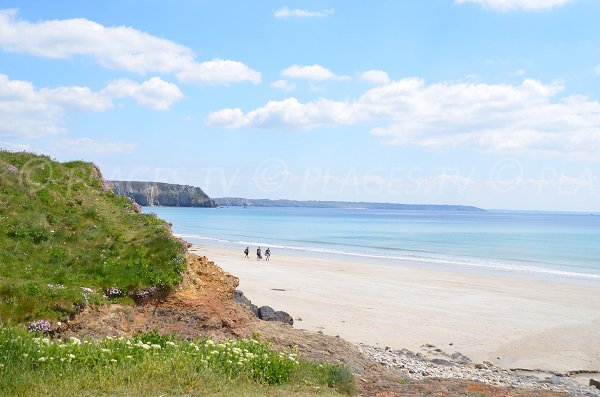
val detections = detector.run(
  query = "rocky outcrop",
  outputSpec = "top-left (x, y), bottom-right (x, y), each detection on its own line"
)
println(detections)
top-left (234, 290), bottom-right (293, 325)
top-left (110, 181), bottom-right (216, 207)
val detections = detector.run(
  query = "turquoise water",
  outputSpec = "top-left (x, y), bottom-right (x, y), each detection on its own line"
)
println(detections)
top-left (144, 206), bottom-right (600, 282)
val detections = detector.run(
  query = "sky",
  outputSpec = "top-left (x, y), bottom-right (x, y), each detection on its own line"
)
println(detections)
top-left (1, 0), bottom-right (600, 211)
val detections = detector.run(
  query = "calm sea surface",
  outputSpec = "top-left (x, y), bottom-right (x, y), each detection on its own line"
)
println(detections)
top-left (144, 206), bottom-right (600, 282)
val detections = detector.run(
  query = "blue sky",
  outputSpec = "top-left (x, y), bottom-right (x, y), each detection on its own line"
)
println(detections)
top-left (1, 0), bottom-right (599, 211)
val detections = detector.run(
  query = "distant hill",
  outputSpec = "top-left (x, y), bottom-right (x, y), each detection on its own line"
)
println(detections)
top-left (214, 197), bottom-right (485, 212)
top-left (110, 181), bottom-right (216, 208)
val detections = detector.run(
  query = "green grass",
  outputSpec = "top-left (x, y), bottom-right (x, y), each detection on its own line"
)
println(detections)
top-left (0, 326), bottom-right (354, 396)
top-left (0, 151), bottom-right (186, 324)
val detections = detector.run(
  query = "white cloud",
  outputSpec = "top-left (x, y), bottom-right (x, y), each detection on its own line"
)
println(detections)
top-left (53, 138), bottom-right (137, 154)
top-left (176, 59), bottom-right (261, 86)
top-left (0, 74), bottom-right (184, 138)
top-left (454, 0), bottom-right (571, 11)
top-left (207, 77), bottom-right (600, 158)
top-left (274, 6), bottom-right (334, 18)
top-left (360, 70), bottom-right (391, 85)
top-left (40, 86), bottom-right (112, 111)
top-left (1, 74), bottom-right (67, 137)
top-left (206, 97), bottom-right (360, 130)
top-left (103, 77), bottom-right (183, 110)
top-left (270, 79), bottom-right (296, 92)
top-left (282, 64), bottom-right (350, 81)
top-left (0, 9), bottom-right (261, 86)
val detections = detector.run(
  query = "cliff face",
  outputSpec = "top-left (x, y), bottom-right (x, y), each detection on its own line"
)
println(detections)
top-left (110, 181), bottom-right (216, 208)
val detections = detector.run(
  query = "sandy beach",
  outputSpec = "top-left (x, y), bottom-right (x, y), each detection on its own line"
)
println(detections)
top-left (190, 245), bottom-right (600, 373)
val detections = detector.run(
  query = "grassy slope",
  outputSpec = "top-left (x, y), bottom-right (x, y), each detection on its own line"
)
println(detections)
top-left (0, 151), bottom-right (186, 324)
top-left (0, 327), bottom-right (352, 396)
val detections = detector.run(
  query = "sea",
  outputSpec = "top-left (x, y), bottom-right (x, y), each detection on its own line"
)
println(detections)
top-left (143, 206), bottom-right (600, 283)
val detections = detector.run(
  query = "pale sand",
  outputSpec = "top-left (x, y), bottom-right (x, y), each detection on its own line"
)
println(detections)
top-left (190, 245), bottom-right (600, 373)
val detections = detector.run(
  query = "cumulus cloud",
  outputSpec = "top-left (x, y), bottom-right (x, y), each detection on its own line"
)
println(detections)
top-left (207, 77), bottom-right (600, 158)
top-left (454, 0), bottom-right (572, 11)
top-left (0, 74), bottom-right (183, 138)
top-left (40, 86), bottom-right (112, 111)
top-left (1, 74), bottom-right (74, 138)
top-left (0, 9), bottom-right (261, 85)
top-left (360, 70), bottom-right (391, 85)
top-left (282, 64), bottom-right (350, 81)
top-left (206, 97), bottom-right (360, 130)
top-left (270, 80), bottom-right (296, 92)
top-left (176, 59), bottom-right (261, 86)
top-left (102, 77), bottom-right (183, 110)
top-left (274, 6), bottom-right (334, 18)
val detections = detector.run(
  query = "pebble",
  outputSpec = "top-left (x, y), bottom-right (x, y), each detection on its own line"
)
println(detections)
top-left (359, 344), bottom-right (600, 397)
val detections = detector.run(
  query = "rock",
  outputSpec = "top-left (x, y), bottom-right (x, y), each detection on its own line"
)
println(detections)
top-left (431, 358), bottom-right (453, 366)
top-left (233, 290), bottom-right (259, 316)
top-left (450, 351), bottom-right (472, 364)
top-left (258, 305), bottom-right (276, 320)
top-left (590, 378), bottom-right (600, 390)
top-left (475, 363), bottom-right (486, 369)
top-left (274, 310), bottom-right (294, 325)
top-left (257, 306), bottom-right (293, 325)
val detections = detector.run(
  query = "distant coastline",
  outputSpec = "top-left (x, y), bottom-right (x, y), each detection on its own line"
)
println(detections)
top-left (112, 180), bottom-right (486, 211)
top-left (214, 197), bottom-right (486, 212)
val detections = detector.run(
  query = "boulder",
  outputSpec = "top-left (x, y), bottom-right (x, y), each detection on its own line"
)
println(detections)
top-left (258, 306), bottom-right (294, 325)
top-left (233, 290), bottom-right (259, 316)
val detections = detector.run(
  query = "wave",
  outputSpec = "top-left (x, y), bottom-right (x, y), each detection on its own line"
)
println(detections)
top-left (178, 234), bottom-right (600, 282)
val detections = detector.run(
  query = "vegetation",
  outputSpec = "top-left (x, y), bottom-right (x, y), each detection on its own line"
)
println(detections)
top-left (0, 151), bottom-right (187, 324)
top-left (0, 327), bottom-right (354, 396)
top-left (0, 151), bottom-right (357, 395)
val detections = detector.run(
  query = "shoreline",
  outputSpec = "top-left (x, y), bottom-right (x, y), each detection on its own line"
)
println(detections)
top-left (179, 234), bottom-right (600, 286)
top-left (190, 244), bottom-right (600, 373)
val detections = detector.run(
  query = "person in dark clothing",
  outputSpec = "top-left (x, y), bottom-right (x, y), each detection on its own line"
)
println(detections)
top-left (256, 246), bottom-right (262, 260)
top-left (244, 247), bottom-right (249, 258)
top-left (265, 248), bottom-right (271, 261)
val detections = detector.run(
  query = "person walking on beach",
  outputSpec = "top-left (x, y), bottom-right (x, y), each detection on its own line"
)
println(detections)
top-left (256, 246), bottom-right (262, 260)
top-left (244, 247), bottom-right (249, 258)
top-left (265, 248), bottom-right (271, 261)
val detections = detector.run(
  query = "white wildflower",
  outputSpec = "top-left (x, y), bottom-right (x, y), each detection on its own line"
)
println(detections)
top-left (38, 357), bottom-right (46, 362)
top-left (68, 354), bottom-right (75, 359)
top-left (166, 341), bottom-right (176, 347)
top-left (151, 344), bottom-right (161, 350)
top-left (68, 336), bottom-right (81, 345)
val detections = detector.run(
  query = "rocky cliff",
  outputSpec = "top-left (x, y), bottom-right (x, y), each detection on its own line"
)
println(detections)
top-left (110, 181), bottom-right (216, 207)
